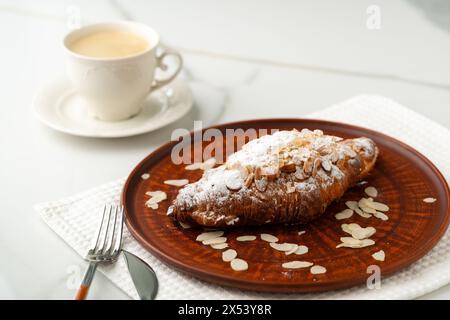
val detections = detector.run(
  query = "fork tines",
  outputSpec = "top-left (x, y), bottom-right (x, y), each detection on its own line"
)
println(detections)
top-left (88, 204), bottom-right (124, 261)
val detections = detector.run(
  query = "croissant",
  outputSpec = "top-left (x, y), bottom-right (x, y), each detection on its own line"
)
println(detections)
top-left (168, 129), bottom-right (378, 227)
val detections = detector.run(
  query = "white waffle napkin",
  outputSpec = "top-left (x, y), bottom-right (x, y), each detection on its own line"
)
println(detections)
top-left (35, 95), bottom-right (450, 300)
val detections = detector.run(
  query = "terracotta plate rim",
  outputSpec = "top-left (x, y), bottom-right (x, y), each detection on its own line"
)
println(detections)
top-left (122, 118), bottom-right (450, 293)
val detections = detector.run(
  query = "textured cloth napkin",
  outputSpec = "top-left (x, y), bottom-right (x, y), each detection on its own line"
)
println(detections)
top-left (35, 95), bottom-right (450, 300)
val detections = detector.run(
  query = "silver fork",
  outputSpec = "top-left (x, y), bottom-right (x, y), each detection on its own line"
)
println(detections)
top-left (75, 204), bottom-right (124, 300)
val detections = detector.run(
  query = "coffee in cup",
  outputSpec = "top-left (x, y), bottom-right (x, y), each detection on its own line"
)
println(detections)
top-left (63, 22), bottom-right (183, 121)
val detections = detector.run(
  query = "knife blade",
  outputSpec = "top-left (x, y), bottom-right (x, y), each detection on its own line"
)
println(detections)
top-left (123, 250), bottom-right (158, 300)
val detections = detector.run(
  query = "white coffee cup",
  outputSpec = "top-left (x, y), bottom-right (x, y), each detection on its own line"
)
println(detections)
top-left (63, 21), bottom-right (183, 121)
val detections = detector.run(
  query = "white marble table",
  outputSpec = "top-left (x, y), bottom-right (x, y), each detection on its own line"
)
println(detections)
top-left (1, 0), bottom-right (449, 299)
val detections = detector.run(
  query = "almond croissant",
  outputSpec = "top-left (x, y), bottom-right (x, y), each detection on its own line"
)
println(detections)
top-left (168, 129), bottom-right (378, 227)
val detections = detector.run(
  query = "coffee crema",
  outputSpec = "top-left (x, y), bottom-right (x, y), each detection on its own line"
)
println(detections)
top-left (68, 30), bottom-right (149, 58)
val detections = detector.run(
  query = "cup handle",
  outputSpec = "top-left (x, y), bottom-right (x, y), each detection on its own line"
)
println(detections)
top-left (151, 49), bottom-right (183, 92)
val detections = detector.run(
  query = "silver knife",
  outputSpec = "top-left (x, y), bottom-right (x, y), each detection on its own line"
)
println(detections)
top-left (123, 250), bottom-right (158, 300)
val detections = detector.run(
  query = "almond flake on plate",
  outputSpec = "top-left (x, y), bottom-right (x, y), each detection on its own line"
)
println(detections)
top-left (185, 163), bottom-right (203, 171)
top-left (211, 243), bottom-right (228, 250)
top-left (310, 265), bottom-right (327, 274)
top-left (351, 226), bottom-right (376, 240)
top-left (196, 231), bottom-right (224, 242)
top-left (141, 173), bottom-right (150, 180)
top-left (164, 179), bottom-right (189, 187)
top-left (260, 234), bottom-right (279, 243)
top-left (363, 199), bottom-right (390, 212)
top-left (147, 203), bottom-right (158, 210)
top-left (285, 244), bottom-right (299, 255)
top-left (298, 231), bottom-right (306, 236)
top-left (423, 197), bottom-right (437, 203)
top-left (364, 186), bottom-right (378, 197)
top-left (222, 249), bottom-right (237, 262)
top-left (341, 223), bottom-right (361, 235)
top-left (145, 190), bottom-right (167, 209)
top-left (340, 237), bottom-right (362, 245)
top-left (373, 211), bottom-right (389, 221)
top-left (335, 209), bottom-right (353, 220)
top-left (294, 245), bottom-right (308, 255)
top-left (372, 250), bottom-right (385, 261)
top-left (336, 238), bottom-right (375, 248)
top-left (145, 191), bottom-right (167, 202)
top-left (345, 201), bottom-right (359, 210)
top-left (202, 237), bottom-right (227, 245)
top-left (236, 235), bottom-right (256, 242)
top-left (270, 242), bottom-right (297, 252)
top-left (230, 258), bottom-right (248, 271)
top-left (360, 206), bottom-right (377, 214)
top-left (355, 207), bottom-right (371, 218)
top-left (282, 261), bottom-right (313, 269)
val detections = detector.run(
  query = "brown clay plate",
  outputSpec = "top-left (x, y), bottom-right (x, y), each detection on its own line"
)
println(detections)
top-left (122, 119), bottom-right (450, 293)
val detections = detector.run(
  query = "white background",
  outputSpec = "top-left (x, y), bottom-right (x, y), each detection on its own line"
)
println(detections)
top-left (0, 0), bottom-right (449, 299)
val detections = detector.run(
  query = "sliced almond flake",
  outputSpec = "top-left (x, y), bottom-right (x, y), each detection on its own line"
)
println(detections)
top-left (365, 186), bottom-right (378, 197)
top-left (321, 159), bottom-right (332, 172)
top-left (372, 250), bottom-right (385, 261)
top-left (310, 265), bottom-right (327, 274)
top-left (146, 203), bottom-right (158, 210)
top-left (351, 226), bottom-right (376, 240)
top-left (285, 244), bottom-right (299, 255)
top-left (236, 235), bottom-right (256, 242)
top-left (141, 173), bottom-right (150, 180)
top-left (298, 231), bottom-right (306, 236)
top-left (196, 231), bottom-right (224, 242)
top-left (270, 242), bottom-right (297, 252)
top-left (164, 179), bottom-right (189, 187)
top-left (230, 258), bottom-right (248, 271)
top-left (211, 243), bottom-right (228, 250)
top-left (358, 198), bottom-right (372, 209)
top-left (348, 223), bottom-right (362, 230)
top-left (341, 223), bottom-right (361, 235)
top-left (185, 163), bottom-right (203, 171)
top-left (179, 222), bottom-right (192, 229)
top-left (260, 234), bottom-right (279, 243)
top-left (423, 197), bottom-right (437, 203)
top-left (202, 237), bottom-right (227, 245)
top-left (340, 237), bottom-right (362, 245)
top-left (345, 201), bottom-right (359, 210)
top-left (145, 191), bottom-right (167, 205)
top-left (201, 158), bottom-right (217, 171)
top-left (335, 209), bottom-right (353, 220)
top-left (360, 239), bottom-right (375, 247)
top-left (282, 261), bottom-right (313, 269)
top-left (226, 176), bottom-right (243, 191)
top-left (355, 207), bottom-right (371, 218)
top-left (146, 190), bottom-right (167, 198)
top-left (337, 238), bottom-right (375, 248)
top-left (222, 249), bottom-right (237, 262)
top-left (364, 200), bottom-right (390, 212)
top-left (294, 245), bottom-right (309, 255)
top-left (341, 224), bottom-right (353, 235)
top-left (373, 211), bottom-right (389, 221)
top-left (360, 206), bottom-right (377, 214)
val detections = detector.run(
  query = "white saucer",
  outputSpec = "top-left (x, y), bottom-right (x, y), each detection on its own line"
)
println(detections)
top-left (33, 76), bottom-right (193, 138)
